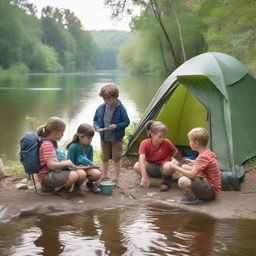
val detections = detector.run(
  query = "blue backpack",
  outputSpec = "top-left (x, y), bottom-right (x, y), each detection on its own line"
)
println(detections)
top-left (19, 132), bottom-right (52, 174)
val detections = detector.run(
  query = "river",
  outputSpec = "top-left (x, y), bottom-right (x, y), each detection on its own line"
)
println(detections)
top-left (0, 71), bottom-right (164, 160)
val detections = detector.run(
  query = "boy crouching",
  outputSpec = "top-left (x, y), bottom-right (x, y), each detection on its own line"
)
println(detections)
top-left (169, 127), bottom-right (221, 204)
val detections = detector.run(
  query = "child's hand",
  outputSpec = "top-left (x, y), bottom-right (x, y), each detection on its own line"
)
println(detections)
top-left (141, 177), bottom-right (150, 188)
top-left (66, 159), bottom-right (75, 168)
top-left (109, 124), bottom-right (117, 130)
top-left (184, 159), bottom-right (194, 166)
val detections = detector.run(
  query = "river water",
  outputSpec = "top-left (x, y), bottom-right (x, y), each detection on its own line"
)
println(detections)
top-left (1, 72), bottom-right (256, 255)
top-left (0, 204), bottom-right (256, 256)
top-left (0, 71), bottom-right (163, 160)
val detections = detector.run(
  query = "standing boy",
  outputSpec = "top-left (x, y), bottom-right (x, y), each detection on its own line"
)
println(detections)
top-left (169, 127), bottom-right (221, 204)
top-left (93, 84), bottom-right (130, 184)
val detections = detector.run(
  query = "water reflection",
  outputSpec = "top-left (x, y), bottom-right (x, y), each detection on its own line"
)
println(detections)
top-left (1, 205), bottom-right (256, 256)
top-left (0, 72), bottom-right (163, 159)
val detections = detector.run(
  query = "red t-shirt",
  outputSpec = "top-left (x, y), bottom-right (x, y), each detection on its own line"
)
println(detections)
top-left (139, 138), bottom-right (177, 165)
top-left (194, 149), bottom-right (221, 195)
top-left (38, 140), bottom-right (56, 181)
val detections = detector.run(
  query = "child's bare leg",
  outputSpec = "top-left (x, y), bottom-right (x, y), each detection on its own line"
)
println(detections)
top-left (75, 169), bottom-right (87, 185)
top-left (113, 159), bottom-right (120, 180)
top-left (134, 161), bottom-right (141, 176)
top-left (102, 160), bottom-right (109, 179)
top-left (86, 168), bottom-right (102, 181)
top-left (162, 161), bottom-right (177, 176)
top-left (63, 170), bottom-right (79, 188)
top-left (86, 168), bottom-right (101, 193)
top-left (178, 176), bottom-right (196, 198)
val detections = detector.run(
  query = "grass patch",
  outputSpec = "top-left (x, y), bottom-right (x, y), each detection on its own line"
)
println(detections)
top-left (3, 159), bottom-right (26, 178)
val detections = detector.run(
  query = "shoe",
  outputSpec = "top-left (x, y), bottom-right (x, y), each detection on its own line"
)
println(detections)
top-left (112, 179), bottom-right (119, 186)
top-left (56, 187), bottom-right (72, 199)
top-left (73, 186), bottom-right (86, 197)
top-left (180, 196), bottom-right (199, 204)
top-left (159, 181), bottom-right (171, 192)
top-left (87, 182), bottom-right (100, 194)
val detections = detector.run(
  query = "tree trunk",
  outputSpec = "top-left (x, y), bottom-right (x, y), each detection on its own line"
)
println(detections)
top-left (149, 0), bottom-right (180, 68)
top-left (170, 0), bottom-right (187, 62)
top-left (158, 35), bottom-right (169, 73)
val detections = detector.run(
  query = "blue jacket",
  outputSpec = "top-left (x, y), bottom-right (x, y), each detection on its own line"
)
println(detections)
top-left (93, 102), bottom-right (130, 141)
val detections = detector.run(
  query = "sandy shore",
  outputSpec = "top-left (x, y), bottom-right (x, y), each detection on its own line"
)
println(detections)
top-left (1, 157), bottom-right (256, 222)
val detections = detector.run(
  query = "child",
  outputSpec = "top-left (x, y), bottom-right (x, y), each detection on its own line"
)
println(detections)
top-left (134, 120), bottom-right (178, 191)
top-left (67, 123), bottom-right (101, 194)
top-left (169, 127), bottom-right (221, 204)
top-left (93, 84), bottom-right (130, 184)
top-left (37, 116), bottom-right (87, 199)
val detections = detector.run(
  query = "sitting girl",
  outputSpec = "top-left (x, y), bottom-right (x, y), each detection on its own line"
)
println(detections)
top-left (134, 120), bottom-right (178, 191)
top-left (37, 116), bottom-right (86, 199)
top-left (67, 123), bottom-right (102, 193)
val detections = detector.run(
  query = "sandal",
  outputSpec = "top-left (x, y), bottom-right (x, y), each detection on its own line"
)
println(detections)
top-left (73, 186), bottom-right (86, 197)
top-left (56, 187), bottom-right (72, 199)
top-left (87, 182), bottom-right (100, 194)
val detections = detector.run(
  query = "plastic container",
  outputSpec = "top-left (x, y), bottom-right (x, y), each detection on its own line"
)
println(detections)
top-left (100, 181), bottom-right (114, 195)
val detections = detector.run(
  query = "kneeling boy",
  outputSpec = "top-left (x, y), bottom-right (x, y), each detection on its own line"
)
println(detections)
top-left (169, 127), bottom-right (221, 204)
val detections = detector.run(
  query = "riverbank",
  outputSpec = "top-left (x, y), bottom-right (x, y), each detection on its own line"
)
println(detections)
top-left (1, 157), bottom-right (256, 222)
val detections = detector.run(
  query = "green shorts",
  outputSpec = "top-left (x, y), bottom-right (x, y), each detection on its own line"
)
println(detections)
top-left (41, 168), bottom-right (71, 188)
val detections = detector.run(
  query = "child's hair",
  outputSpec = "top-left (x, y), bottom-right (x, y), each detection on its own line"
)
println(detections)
top-left (99, 84), bottom-right (119, 99)
top-left (188, 127), bottom-right (209, 147)
top-left (37, 116), bottom-right (66, 138)
top-left (145, 120), bottom-right (168, 137)
top-left (66, 123), bottom-right (95, 149)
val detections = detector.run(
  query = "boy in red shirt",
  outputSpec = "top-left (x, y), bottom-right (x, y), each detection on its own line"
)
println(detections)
top-left (134, 120), bottom-right (178, 191)
top-left (169, 127), bottom-right (221, 204)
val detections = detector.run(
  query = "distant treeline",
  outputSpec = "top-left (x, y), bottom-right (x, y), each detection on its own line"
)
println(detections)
top-left (105, 0), bottom-right (256, 75)
top-left (0, 0), bottom-right (133, 73)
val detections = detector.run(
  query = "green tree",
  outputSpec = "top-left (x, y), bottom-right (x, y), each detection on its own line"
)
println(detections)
top-left (200, 0), bottom-right (256, 70)
top-left (30, 43), bottom-right (63, 72)
top-left (115, 0), bottom-right (206, 75)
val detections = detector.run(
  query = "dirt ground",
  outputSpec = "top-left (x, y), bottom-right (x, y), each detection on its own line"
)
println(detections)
top-left (1, 156), bottom-right (256, 222)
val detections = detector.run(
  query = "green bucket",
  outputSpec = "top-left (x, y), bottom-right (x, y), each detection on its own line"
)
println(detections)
top-left (100, 181), bottom-right (114, 195)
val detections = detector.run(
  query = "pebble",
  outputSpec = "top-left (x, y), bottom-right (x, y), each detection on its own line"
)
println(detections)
top-left (15, 183), bottom-right (28, 190)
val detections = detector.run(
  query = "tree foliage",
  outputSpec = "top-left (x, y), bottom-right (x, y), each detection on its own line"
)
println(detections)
top-left (0, 0), bottom-right (128, 73)
top-left (106, 0), bottom-right (256, 75)
top-left (108, 0), bottom-right (206, 75)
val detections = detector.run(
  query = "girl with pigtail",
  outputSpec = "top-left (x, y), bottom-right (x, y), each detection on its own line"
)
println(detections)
top-left (67, 123), bottom-right (102, 194)
top-left (37, 116), bottom-right (86, 199)
top-left (134, 120), bottom-right (178, 191)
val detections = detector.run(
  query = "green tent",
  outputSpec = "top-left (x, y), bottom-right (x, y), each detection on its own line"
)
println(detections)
top-left (126, 52), bottom-right (256, 190)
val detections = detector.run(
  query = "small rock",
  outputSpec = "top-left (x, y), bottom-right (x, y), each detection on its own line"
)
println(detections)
top-left (146, 192), bottom-right (157, 197)
top-left (20, 178), bottom-right (28, 184)
top-left (0, 159), bottom-right (6, 178)
top-left (15, 183), bottom-right (28, 190)
top-left (78, 200), bottom-right (84, 204)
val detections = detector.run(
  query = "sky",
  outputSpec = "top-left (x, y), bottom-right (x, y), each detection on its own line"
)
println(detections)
top-left (28, 0), bottom-right (131, 31)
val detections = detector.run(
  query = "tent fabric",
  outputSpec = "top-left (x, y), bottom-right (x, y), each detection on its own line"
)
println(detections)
top-left (126, 52), bottom-right (256, 191)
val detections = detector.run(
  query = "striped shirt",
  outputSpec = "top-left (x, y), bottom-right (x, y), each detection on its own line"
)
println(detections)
top-left (38, 140), bottom-right (56, 181)
top-left (194, 149), bottom-right (221, 195)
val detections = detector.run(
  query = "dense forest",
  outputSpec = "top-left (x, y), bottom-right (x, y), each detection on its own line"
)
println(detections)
top-left (105, 0), bottom-right (256, 75)
top-left (0, 0), bottom-right (132, 73)
top-left (1, 0), bottom-right (255, 75)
